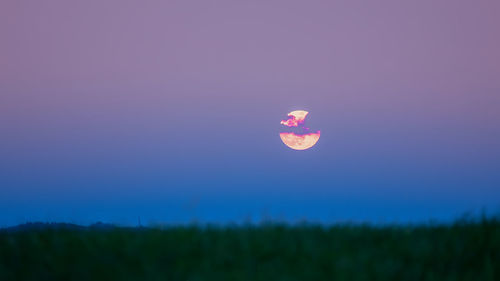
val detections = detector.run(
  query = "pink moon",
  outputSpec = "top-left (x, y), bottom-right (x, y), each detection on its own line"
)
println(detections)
top-left (280, 110), bottom-right (320, 150)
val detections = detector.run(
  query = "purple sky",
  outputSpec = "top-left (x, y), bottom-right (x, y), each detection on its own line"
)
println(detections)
top-left (1, 0), bottom-right (499, 226)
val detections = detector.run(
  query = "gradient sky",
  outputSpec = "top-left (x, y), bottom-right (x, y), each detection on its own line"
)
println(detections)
top-left (1, 0), bottom-right (499, 226)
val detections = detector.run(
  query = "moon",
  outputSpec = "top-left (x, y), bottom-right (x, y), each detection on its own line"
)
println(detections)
top-left (280, 110), bottom-right (320, 150)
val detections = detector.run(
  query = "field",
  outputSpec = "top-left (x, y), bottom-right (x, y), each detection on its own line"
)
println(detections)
top-left (1, 217), bottom-right (499, 281)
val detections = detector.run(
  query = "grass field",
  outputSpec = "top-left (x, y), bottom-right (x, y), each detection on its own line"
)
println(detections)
top-left (1, 217), bottom-right (499, 281)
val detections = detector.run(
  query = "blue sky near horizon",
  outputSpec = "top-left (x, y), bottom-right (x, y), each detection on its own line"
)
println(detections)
top-left (1, 0), bottom-right (499, 226)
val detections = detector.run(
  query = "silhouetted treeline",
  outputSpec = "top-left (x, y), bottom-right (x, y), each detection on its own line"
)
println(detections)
top-left (0, 216), bottom-right (499, 281)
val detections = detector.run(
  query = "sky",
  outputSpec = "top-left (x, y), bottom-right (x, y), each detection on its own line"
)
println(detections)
top-left (1, 0), bottom-right (499, 226)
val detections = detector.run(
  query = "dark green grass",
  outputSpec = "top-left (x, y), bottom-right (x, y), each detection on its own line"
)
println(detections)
top-left (1, 217), bottom-right (499, 281)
